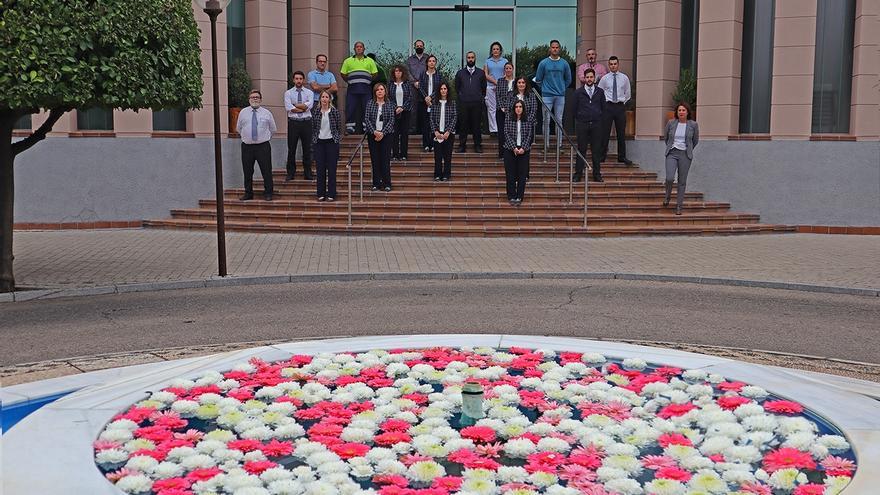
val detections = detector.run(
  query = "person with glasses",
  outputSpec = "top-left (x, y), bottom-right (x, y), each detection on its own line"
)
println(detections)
top-left (236, 90), bottom-right (277, 201)
top-left (284, 70), bottom-right (315, 181)
top-left (308, 54), bottom-right (338, 104)
top-left (365, 83), bottom-right (396, 192)
top-left (417, 55), bottom-right (442, 152)
top-left (503, 100), bottom-right (534, 205)
top-left (483, 41), bottom-right (509, 139)
top-left (389, 65), bottom-right (414, 162)
top-left (311, 90), bottom-right (342, 202)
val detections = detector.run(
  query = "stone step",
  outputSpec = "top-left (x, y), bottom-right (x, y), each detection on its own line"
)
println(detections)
top-left (222, 189), bottom-right (706, 203)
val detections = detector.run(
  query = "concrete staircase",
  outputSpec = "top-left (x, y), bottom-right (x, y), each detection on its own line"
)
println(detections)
top-left (145, 136), bottom-right (793, 237)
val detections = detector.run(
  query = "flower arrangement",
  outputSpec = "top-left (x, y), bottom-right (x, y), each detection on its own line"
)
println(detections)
top-left (94, 347), bottom-right (857, 495)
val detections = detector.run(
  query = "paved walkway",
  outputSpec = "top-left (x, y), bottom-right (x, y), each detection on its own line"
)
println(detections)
top-left (11, 229), bottom-right (880, 291)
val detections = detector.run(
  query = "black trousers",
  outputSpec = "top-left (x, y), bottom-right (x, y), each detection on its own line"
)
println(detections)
top-left (346, 91), bottom-right (369, 133)
top-left (368, 134), bottom-right (392, 187)
top-left (576, 120), bottom-right (603, 178)
top-left (496, 109), bottom-right (507, 157)
top-left (421, 105), bottom-right (433, 149)
top-left (314, 139), bottom-right (339, 198)
top-left (392, 110), bottom-right (410, 159)
top-left (287, 118), bottom-right (312, 177)
top-left (503, 149), bottom-right (530, 200)
top-left (433, 136), bottom-right (454, 179)
top-left (458, 100), bottom-right (483, 147)
top-left (241, 141), bottom-right (273, 196)
top-left (601, 102), bottom-right (627, 161)
top-left (416, 100), bottom-right (427, 136)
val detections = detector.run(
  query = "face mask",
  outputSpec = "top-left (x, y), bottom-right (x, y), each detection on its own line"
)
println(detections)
top-left (415, 48), bottom-right (424, 55)
top-left (466, 61), bottom-right (475, 68)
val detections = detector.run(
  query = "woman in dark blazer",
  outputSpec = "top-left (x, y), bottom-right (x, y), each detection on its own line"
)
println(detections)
top-left (507, 76), bottom-right (538, 124)
top-left (365, 84), bottom-right (396, 191)
top-left (503, 100), bottom-right (534, 205)
top-left (418, 55), bottom-right (442, 152)
top-left (389, 64), bottom-right (414, 161)
top-left (430, 82), bottom-right (457, 181)
top-left (664, 101), bottom-right (699, 214)
top-left (311, 90), bottom-right (342, 201)
top-left (495, 62), bottom-right (516, 159)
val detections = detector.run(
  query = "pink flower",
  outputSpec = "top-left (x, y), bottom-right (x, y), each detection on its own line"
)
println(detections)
top-left (821, 455), bottom-right (856, 476)
top-left (331, 442), bottom-right (372, 459)
top-left (151, 410), bottom-right (188, 430)
top-left (739, 482), bottom-right (772, 495)
top-left (173, 429), bottom-right (204, 443)
top-left (227, 387), bottom-right (254, 401)
top-left (447, 449), bottom-right (479, 464)
top-left (717, 381), bottom-right (746, 392)
top-left (381, 419), bottom-right (412, 432)
top-left (185, 467), bottom-right (223, 482)
top-left (130, 448), bottom-right (168, 461)
top-left (762, 448), bottom-right (817, 473)
top-left (460, 426), bottom-right (496, 443)
top-left (227, 439), bottom-right (263, 453)
top-left (658, 403), bottom-right (697, 419)
top-left (155, 489), bottom-right (193, 495)
top-left (308, 422), bottom-right (344, 437)
top-left (655, 466), bottom-right (692, 482)
top-left (105, 468), bottom-right (141, 483)
top-left (93, 440), bottom-right (122, 451)
top-left (295, 407), bottom-right (325, 420)
top-left (431, 477), bottom-right (463, 491)
top-left (717, 395), bottom-right (752, 411)
top-left (401, 453), bottom-right (434, 466)
top-left (559, 464), bottom-right (597, 482)
top-left (793, 485), bottom-right (827, 495)
top-left (641, 455), bottom-right (677, 470)
top-left (152, 478), bottom-right (191, 492)
top-left (475, 442), bottom-right (503, 458)
top-left (525, 451), bottom-right (565, 473)
top-left (657, 432), bottom-right (693, 448)
top-left (708, 453), bottom-right (726, 463)
top-left (763, 400), bottom-right (804, 415)
top-left (375, 431), bottom-right (412, 446)
top-left (373, 474), bottom-right (409, 487)
top-left (134, 425), bottom-right (173, 443)
top-left (243, 460), bottom-right (278, 475)
top-left (261, 439), bottom-right (294, 457)
top-left (116, 406), bottom-right (157, 423)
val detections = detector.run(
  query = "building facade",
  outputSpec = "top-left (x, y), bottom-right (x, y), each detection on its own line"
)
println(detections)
top-left (13, 0), bottom-right (880, 227)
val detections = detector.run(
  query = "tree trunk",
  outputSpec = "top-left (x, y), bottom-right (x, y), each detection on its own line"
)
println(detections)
top-left (0, 116), bottom-right (15, 292)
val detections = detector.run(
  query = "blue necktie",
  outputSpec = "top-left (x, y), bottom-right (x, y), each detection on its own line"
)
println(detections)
top-left (297, 89), bottom-right (302, 103)
top-left (251, 109), bottom-right (258, 142)
top-left (612, 73), bottom-right (618, 102)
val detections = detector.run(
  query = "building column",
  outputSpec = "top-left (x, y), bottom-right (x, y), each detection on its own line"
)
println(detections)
top-left (850, 0), bottom-right (879, 140)
top-left (192, 5), bottom-right (229, 137)
top-left (246, 0), bottom-right (289, 135)
top-left (292, 1), bottom-right (330, 75)
top-left (595, 0), bottom-right (636, 72)
top-left (695, 0), bottom-right (743, 139)
top-left (769, 0), bottom-right (815, 139)
top-left (329, 0), bottom-right (350, 121)
top-left (634, 0), bottom-right (680, 140)
top-left (577, 0), bottom-right (598, 63)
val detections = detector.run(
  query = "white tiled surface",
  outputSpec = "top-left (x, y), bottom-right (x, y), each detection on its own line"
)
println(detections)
top-left (2, 335), bottom-right (878, 495)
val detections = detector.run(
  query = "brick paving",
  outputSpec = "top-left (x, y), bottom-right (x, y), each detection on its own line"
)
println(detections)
top-left (11, 229), bottom-right (880, 290)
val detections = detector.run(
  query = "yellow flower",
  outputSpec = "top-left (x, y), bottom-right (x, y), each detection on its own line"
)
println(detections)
top-left (195, 404), bottom-right (220, 420)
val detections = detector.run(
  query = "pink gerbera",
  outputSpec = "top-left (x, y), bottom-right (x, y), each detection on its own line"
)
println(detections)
top-left (447, 449), bottom-right (479, 464)
top-left (173, 429), bottom-right (204, 443)
top-left (261, 439), bottom-right (294, 457)
top-left (400, 453), bottom-right (434, 466)
top-left (763, 400), bottom-right (804, 415)
top-left (461, 456), bottom-right (501, 470)
top-left (380, 419), bottom-right (412, 432)
top-left (227, 439), bottom-right (263, 453)
top-left (559, 464), bottom-right (597, 482)
top-left (331, 442), bottom-right (371, 459)
top-left (821, 455), bottom-right (856, 476)
top-left (243, 460), bottom-right (278, 475)
top-left (657, 432), bottom-right (693, 448)
top-left (373, 474), bottom-right (409, 487)
top-left (793, 484), bottom-right (827, 495)
top-left (185, 467), bottom-right (223, 482)
top-left (717, 381), bottom-right (747, 392)
top-left (525, 451), bottom-right (565, 473)
top-left (152, 478), bottom-right (191, 491)
top-left (739, 482), bottom-right (772, 495)
top-left (460, 426), bottom-right (496, 443)
top-left (93, 440), bottom-right (122, 451)
top-left (717, 395), bottom-right (752, 411)
top-left (655, 466), bottom-right (692, 482)
top-left (432, 476), bottom-right (463, 491)
top-left (105, 468), bottom-right (141, 483)
top-left (641, 455), bottom-right (677, 470)
top-left (658, 403), bottom-right (697, 419)
top-left (762, 448), bottom-right (817, 473)
top-left (475, 442), bottom-right (504, 458)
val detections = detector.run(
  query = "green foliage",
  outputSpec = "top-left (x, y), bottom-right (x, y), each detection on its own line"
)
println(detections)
top-left (227, 59), bottom-right (251, 108)
top-left (0, 0), bottom-right (203, 113)
top-left (671, 68), bottom-right (697, 109)
top-left (514, 44), bottom-right (575, 81)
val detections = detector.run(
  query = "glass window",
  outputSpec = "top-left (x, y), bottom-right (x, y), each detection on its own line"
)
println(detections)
top-left (739, 0), bottom-right (774, 134)
top-left (679, 0), bottom-right (699, 72)
top-left (514, 7), bottom-right (576, 78)
top-left (464, 10), bottom-right (514, 65)
top-left (352, 0), bottom-right (408, 5)
top-left (812, 0), bottom-right (856, 134)
top-left (227, 0), bottom-right (246, 68)
top-left (14, 114), bottom-right (31, 130)
top-left (350, 7), bottom-right (410, 68)
top-left (413, 9), bottom-right (463, 74)
top-left (153, 109), bottom-right (187, 132)
top-left (516, 0), bottom-right (575, 5)
top-left (77, 108), bottom-right (114, 131)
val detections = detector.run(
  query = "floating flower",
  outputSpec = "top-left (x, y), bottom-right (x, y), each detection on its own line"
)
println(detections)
top-left (763, 400), bottom-right (804, 415)
top-left (762, 448), bottom-right (816, 473)
top-left (461, 426), bottom-right (497, 444)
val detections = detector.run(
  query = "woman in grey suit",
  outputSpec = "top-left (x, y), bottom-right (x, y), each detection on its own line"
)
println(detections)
top-left (664, 102), bottom-right (699, 215)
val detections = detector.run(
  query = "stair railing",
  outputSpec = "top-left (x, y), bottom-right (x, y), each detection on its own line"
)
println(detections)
top-left (532, 88), bottom-right (592, 228)
top-left (343, 132), bottom-right (369, 226)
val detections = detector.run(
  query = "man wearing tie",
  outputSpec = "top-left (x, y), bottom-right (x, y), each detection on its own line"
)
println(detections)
top-left (597, 56), bottom-right (633, 166)
top-left (572, 68), bottom-right (606, 182)
top-left (236, 90), bottom-right (277, 201)
top-left (284, 71), bottom-right (315, 181)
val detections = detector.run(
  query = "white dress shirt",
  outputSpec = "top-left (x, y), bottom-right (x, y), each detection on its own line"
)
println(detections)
top-left (426, 72), bottom-right (435, 113)
top-left (597, 71), bottom-right (631, 104)
top-left (516, 120), bottom-right (522, 148)
top-left (319, 109), bottom-right (332, 140)
top-left (438, 100), bottom-right (447, 135)
top-left (673, 122), bottom-right (687, 150)
top-left (284, 85), bottom-right (315, 120)
top-left (394, 82), bottom-right (405, 108)
top-left (236, 106), bottom-right (277, 144)
top-left (376, 103), bottom-right (384, 132)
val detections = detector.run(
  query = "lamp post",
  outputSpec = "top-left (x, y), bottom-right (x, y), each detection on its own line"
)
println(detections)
top-left (195, 0), bottom-right (232, 277)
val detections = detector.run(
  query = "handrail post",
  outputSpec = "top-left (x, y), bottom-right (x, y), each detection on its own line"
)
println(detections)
top-left (347, 148), bottom-right (353, 226)
top-left (359, 140), bottom-right (364, 202)
top-left (568, 151), bottom-right (574, 203)
top-left (584, 164), bottom-right (589, 229)
top-left (555, 141), bottom-right (560, 182)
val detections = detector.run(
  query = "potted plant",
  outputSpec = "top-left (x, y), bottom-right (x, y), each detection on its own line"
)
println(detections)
top-left (668, 67), bottom-right (696, 121)
top-left (227, 59), bottom-right (252, 133)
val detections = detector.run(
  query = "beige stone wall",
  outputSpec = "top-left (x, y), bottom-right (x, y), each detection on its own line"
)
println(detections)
top-left (635, 0), bottom-right (680, 139)
top-left (769, 0), bottom-right (816, 139)
top-left (192, 6), bottom-right (230, 136)
top-left (596, 0), bottom-right (636, 73)
top-left (577, 0), bottom-right (598, 63)
top-left (696, 0), bottom-right (743, 138)
top-left (851, 0), bottom-right (879, 140)
top-left (246, 0), bottom-right (288, 135)
top-left (292, 0), bottom-right (330, 79)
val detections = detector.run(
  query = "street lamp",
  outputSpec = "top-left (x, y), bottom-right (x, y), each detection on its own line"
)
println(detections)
top-left (195, 0), bottom-right (232, 277)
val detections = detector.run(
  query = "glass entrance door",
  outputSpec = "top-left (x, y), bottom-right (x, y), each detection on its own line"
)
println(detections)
top-left (412, 7), bottom-right (514, 76)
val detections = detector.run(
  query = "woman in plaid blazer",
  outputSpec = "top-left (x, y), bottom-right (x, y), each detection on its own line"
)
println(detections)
top-left (495, 62), bottom-right (516, 159)
top-left (311, 90), bottom-right (342, 201)
top-left (430, 82), bottom-right (457, 181)
top-left (507, 76), bottom-right (538, 124)
top-left (389, 65), bottom-right (414, 161)
top-left (365, 83), bottom-right (397, 191)
top-left (417, 55), bottom-right (443, 152)
top-left (503, 100), bottom-right (535, 205)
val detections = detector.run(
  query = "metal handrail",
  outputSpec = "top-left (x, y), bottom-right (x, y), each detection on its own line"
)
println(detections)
top-left (531, 88), bottom-right (591, 228)
top-left (343, 132), bottom-right (369, 226)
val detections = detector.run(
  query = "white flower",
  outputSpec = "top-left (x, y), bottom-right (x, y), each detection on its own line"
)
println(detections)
top-left (497, 466), bottom-right (529, 483)
top-left (407, 461), bottom-right (446, 482)
top-left (503, 438), bottom-right (537, 458)
top-left (604, 443), bottom-right (640, 457)
top-left (95, 448), bottom-right (129, 465)
top-left (375, 459), bottom-right (407, 475)
top-left (181, 454), bottom-right (217, 470)
top-left (596, 466), bottom-right (628, 482)
top-left (304, 481), bottom-right (339, 495)
top-left (349, 463), bottom-right (374, 478)
top-left (106, 418), bottom-right (140, 431)
top-left (622, 358), bottom-right (647, 370)
top-left (687, 470), bottom-right (727, 493)
top-left (213, 448), bottom-right (245, 462)
top-left (114, 473), bottom-right (154, 494)
top-left (604, 478), bottom-right (643, 495)
top-left (171, 399), bottom-right (201, 416)
top-left (824, 475), bottom-right (853, 495)
top-left (99, 428), bottom-right (134, 443)
top-left (723, 445), bottom-right (761, 464)
top-left (679, 456), bottom-right (714, 471)
top-left (153, 461), bottom-right (184, 478)
top-left (698, 436), bottom-right (733, 455)
top-left (268, 479), bottom-right (305, 495)
top-left (644, 478), bottom-right (686, 495)
top-left (536, 437), bottom-right (571, 453)
top-left (721, 469), bottom-right (756, 484)
top-left (740, 386), bottom-right (768, 399)
top-left (682, 370), bottom-right (708, 382)
top-left (528, 471), bottom-right (558, 488)
top-left (782, 431), bottom-right (817, 450)
top-left (818, 434), bottom-right (850, 451)
top-left (582, 353), bottom-right (606, 364)
top-left (604, 455), bottom-right (643, 475)
top-left (461, 477), bottom-right (498, 495)
top-left (767, 468), bottom-right (800, 490)
top-left (777, 417), bottom-right (817, 436)
top-left (742, 415), bottom-right (778, 432)
top-left (124, 455), bottom-right (159, 472)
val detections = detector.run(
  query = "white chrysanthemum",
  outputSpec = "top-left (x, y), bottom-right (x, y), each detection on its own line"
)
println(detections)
top-left (204, 429), bottom-right (236, 442)
top-left (604, 443), bottom-right (640, 457)
top-left (407, 461), bottom-right (446, 482)
top-left (644, 478), bottom-right (686, 495)
top-left (170, 399), bottom-right (201, 417)
top-left (528, 471), bottom-right (558, 488)
top-left (124, 455), bottom-right (159, 472)
top-left (244, 451), bottom-right (269, 463)
top-left (682, 369), bottom-right (708, 382)
top-left (304, 481), bottom-right (339, 495)
top-left (723, 445), bottom-right (761, 464)
top-left (742, 415), bottom-right (778, 432)
top-left (503, 438), bottom-right (537, 458)
top-left (622, 358), bottom-right (647, 370)
top-left (316, 461), bottom-right (350, 475)
top-left (153, 461), bottom-right (184, 479)
top-left (706, 422), bottom-right (745, 439)
top-left (99, 428), bottom-right (134, 443)
top-left (721, 469), bottom-right (756, 484)
top-left (181, 454), bottom-right (216, 470)
top-left (783, 431), bottom-right (817, 451)
top-left (535, 437), bottom-right (571, 453)
top-left (114, 473), bottom-right (154, 494)
top-left (604, 478), bottom-right (643, 495)
top-left (460, 477), bottom-right (499, 495)
top-left (276, 423), bottom-right (307, 439)
top-left (582, 353), bottom-right (606, 364)
top-left (338, 427), bottom-right (373, 443)
top-left (106, 418), bottom-right (140, 431)
top-left (545, 486), bottom-right (579, 495)
top-left (740, 386), bottom-right (768, 399)
top-left (679, 456), bottom-right (714, 471)
top-left (698, 436), bottom-right (733, 455)
top-left (148, 390), bottom-right (179, 404)
top-left (603, 455), bottom-right (642, 475)
top-left (375, 459), bottom-right (407, 475)
top-left (268, 479), bottom-right (305, 495)
top-left (497, 466), bottom-right (529, 483)
top-left (95, 448), bottom-right (129, 465)
top-left (777, 417), bottom-right (817, 436)
top-left (350, 463), bottom-right (374, 479)
top-left (818, 434), bottom-right (850, 451)
top-left (641, 382), bottom-right (673, 397)
top-left (824, 475), bottom-right (853, 495)
top-left (687, 470), bottom-right (728, 494)
top-left (224, 472), bottom-right (264, 491)
top-left (292, 466), bottom-right (317, 483)
top-left (809, 443), bottom-right (830, 460)
top-left (664, 445), bottom-right (699, 461)
top-left (123, 438), bottom-right (156, 453)
top-left (307, 451), bottom-right (341, 468)
top-left (596, 466), bottom-right (628, 482)
top-left (767, 468), bottom-right (801, 490)
top-left (213, 448), bottom-right (245, 462)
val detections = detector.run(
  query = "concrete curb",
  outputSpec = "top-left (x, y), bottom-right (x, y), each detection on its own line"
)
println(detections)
top-left (5, 272), bottom-right (878, 303)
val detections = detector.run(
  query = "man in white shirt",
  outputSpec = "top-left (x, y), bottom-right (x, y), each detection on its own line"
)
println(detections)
top-left (284, 71), bottom-right (315, 181)
top-left (236, 90), bottom-right (277, 201)
top-left (597, 56), bottom-right (633, 165)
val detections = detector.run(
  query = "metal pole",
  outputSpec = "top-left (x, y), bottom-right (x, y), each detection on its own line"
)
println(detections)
top-left (583, 166), bottom-right (589, 228)
top-left (206, 5), bottom-right (227, 277)
top-left (347, 147), bottom-right (353, 226)
top-left (568, 151), bottom-right (574, 203)
top-left (555, 138), bottom-right (560, 182)
top-left (359, 141), bottom-right (364, 202)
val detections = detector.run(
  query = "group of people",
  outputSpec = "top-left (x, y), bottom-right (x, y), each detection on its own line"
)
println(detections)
top-left (235, 39), bottom-right (698, 211)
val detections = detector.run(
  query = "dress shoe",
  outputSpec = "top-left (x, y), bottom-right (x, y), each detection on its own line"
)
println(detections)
top-left (263, 194), bottom-right (273, 201)
top-left (327, 197), bottom-right (335, 202)
top-left (618, 158), bottom-right (634, 166)
top-left (239, 193), bottom-right (254, 201)
top-left (675, 206), bottom-right (682, 215)
top-left (662, 199), bottom-right (670, 207)
top-left (573, 173), bottom-right (583, 183)
top-left (592, 175), bottom-right (604, 182)
top-left (285, 174), bottom-right (294, 181)
top-left (474, 145), bottom-right (483, 154)
top-left (434, 176), bottom-right (441, 182)
top-left (371, 186), bottom-right (379, 191)
top-left (424, 146), bottom-right (431, 152)
top-left (318, 196), bottom-right (326, 202)
top-left (456, 146), bottom-right (466, 153)
top-left (384, 186), bottom-right (392, 192)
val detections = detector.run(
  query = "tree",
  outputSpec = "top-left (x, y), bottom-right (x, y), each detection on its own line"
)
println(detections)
top-left (0, 0), bottom-right (204, 292)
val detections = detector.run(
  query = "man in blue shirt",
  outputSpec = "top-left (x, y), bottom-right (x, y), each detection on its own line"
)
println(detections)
top-left (308, 54), bottom-right (338, 104)
top-left (533, 40), bottom-right (572, 151)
